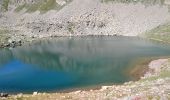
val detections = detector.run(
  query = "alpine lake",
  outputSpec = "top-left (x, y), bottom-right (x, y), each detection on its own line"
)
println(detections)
top-left (0, 36), bottom-right (170, 93)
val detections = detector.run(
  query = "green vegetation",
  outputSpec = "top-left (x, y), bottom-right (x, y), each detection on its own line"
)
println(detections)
top-left (26, 1), bottom-right (44, 13)
top-left (14, 4), bottom-right (27, 12)
top-left (1, 0), bottom-right (10, 11)
top-left (21, 0), bottom-right (57, 13)
top-left (140, 70), bottom-right (170, 82)
top-left (14, 0), bottom-right (70, 13)
top-left (39, 0), bottom-right (58, 13)
top-left (144, 23), bottom-right (170, 43)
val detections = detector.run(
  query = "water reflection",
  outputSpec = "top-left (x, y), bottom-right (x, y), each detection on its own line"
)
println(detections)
top-left (0, 36), bottom-right (170, 93)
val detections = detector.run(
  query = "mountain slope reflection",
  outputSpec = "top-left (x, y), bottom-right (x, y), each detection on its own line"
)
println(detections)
top-left (1, 37), bottom-right (170, 93)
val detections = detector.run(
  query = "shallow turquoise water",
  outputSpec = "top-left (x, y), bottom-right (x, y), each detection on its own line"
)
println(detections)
top-left (0, 36), bottom-right (170, 93)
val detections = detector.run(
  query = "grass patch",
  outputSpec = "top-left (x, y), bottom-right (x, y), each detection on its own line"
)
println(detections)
top-left (14, 0), bottom-right (71, 13)
top-left (26, 2), bottom-right (43, 13)
top-left (27, 0), bottom-right (61, 13)
top-left (140, 70), bottom-right (170, 82)
top-left (39, 0), bottom-right (58, 13)
top-left (1, 0), bottom-right (10, 11)
top-left (147, 23), bottom-right (170, 33)
top-left (160, 70), bottom-right (170, 78)
top-left (14, 4), bottom-right (27, 12)
top-left (144, 23), bottom-right (170, 43)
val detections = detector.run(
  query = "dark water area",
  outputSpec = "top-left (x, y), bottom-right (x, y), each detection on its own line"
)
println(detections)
top-left (0, 36), bottom-right (170, 93)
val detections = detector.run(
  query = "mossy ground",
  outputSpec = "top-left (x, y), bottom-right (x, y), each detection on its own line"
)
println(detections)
top-left (25, 0), bottom-right (58, 13)
top-left (0, 0), bottom-right (73, 13)
top-left (1, 0), bottom-right (10, 11)
top-left (14, 0), bottom-right (71, 13)
top-left (143, 23), bottom-right (170, 43)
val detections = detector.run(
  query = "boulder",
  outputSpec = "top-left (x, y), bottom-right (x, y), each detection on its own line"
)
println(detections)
top-left (0, 93), bottom-right (9, 98)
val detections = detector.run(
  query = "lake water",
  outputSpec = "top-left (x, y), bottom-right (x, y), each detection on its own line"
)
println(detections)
top-left (0, 36), bottom-right (170, 93)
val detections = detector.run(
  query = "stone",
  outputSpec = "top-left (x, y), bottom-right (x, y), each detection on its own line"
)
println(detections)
top-left (0, 93), bottom-right (9, 97)
top-left (33, 92), bottom-right (38, 96)
top-left (8, 39), bottom-right (15, 44)
top-left (74, 90), bottom-right (81, 94)
top-left (17, 93), bottom-right (23, 98)
top-left (100, 86), bottom-right (112, 91)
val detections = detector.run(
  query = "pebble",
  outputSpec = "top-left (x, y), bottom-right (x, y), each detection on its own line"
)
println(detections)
top-left (33, 92), bottom-right (38, 96)
top-left (74, 90), bottom-right (81, 94)
top-left (17, 93), bottom-right (23, 98)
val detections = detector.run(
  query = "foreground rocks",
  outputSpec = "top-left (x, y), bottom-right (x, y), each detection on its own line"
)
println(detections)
top-left (0, 93), bottom-right (8, 98)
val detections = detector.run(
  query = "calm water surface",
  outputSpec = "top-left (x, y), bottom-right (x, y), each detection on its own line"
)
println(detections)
top-left (0, 36), bottom-right (170, 93)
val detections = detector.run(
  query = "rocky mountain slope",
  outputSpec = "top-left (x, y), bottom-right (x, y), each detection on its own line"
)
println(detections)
top-left (0, 0), bottom-right (170, 47)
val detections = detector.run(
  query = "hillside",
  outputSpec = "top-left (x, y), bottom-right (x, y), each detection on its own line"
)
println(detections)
top-left (0, 0), bottom-right (170, 46)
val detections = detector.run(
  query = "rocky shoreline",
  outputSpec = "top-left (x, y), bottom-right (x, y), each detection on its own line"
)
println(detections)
top-left (0, 57), bottom-right (169, 100)
top-left (0, 33), bottom-right (121, 48)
